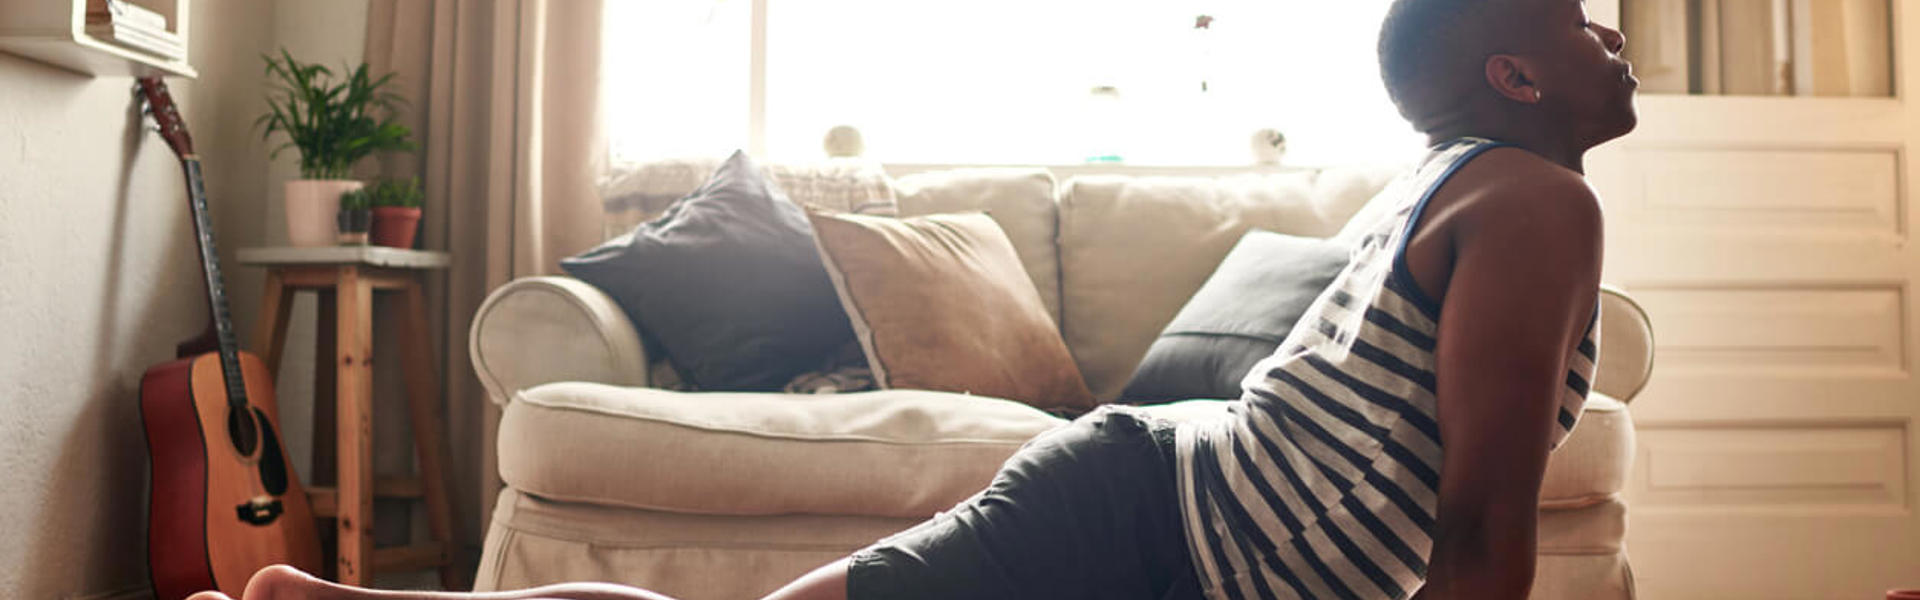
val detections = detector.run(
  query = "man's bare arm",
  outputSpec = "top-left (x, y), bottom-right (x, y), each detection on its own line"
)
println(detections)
top-left (1414, 163), bottom-right (1603, 600)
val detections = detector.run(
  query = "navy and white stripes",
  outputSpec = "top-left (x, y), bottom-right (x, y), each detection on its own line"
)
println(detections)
top-left (1174, 138), bottom-right (1599, 600)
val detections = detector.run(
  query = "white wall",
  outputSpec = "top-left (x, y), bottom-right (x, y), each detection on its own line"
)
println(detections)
top-left (0, 0), bottom-right (298, 595)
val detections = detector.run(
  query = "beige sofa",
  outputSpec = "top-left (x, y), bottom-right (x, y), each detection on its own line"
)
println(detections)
top-left (467, 165), bottom-right (1653, 599)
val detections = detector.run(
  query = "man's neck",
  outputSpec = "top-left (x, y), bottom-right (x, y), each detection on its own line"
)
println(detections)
top-left (1422, 111), bottom-right (1588, 174)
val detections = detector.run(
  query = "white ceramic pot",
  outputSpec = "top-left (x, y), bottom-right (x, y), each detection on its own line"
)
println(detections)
top-left (284, 179), bottom-right (362, 247)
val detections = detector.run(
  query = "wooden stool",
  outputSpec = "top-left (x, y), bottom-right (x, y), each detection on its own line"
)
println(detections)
top-left (239, 246), bottom-right (457, 589)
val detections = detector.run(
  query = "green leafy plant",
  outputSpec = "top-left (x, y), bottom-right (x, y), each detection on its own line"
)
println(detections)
top-left (370, 177), bottom-right (424, 208)
top-left (339, 187), bottom-right (372, 211)
top-left (256, 48), bottom-right (416, 179)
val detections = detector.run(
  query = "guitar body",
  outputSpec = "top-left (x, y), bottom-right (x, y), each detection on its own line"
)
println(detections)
top-left (142, 351), bottom-right (321, 600)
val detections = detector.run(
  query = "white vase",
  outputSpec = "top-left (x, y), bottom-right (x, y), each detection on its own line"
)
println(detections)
top-left (284, 179), bottom-right (361, 247)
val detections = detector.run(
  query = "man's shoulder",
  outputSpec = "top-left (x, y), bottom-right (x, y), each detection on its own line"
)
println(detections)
top-left (1458, 146), bottom-right (1596, 206)
top-left (1448, 147), bottom-right (1601, 239)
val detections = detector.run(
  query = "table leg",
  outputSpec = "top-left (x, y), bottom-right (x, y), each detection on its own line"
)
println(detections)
top-left (334, 267), bottom-right (376, 585)
top-left (313, 289), bottom-right (339, 580)
top-left (313, 290), bottom-right (338, 485)
top-left (255, 271), bottom-right (293, 373)
top-left (396, 280), bottom-right (460, 589)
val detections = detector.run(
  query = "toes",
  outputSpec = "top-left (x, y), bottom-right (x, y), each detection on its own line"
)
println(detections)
top-left (243, 564), bottom-right (319, 600)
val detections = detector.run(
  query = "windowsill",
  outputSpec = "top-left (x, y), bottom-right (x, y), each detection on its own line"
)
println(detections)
top-left (605, 156), bottom-right (1417, 181)
top-left (878, 162), bottom-right (1318, 179)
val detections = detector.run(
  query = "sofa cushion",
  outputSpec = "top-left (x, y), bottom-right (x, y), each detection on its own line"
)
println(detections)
top-left (807, 210), bottom-right (1094, 411)
top-left (1119, 229), bottom-right (1350, 403)
top-left (893, 168), bottom-right (1062, 324)
top-left (1057, 167), bottom-right (1398, 401)
top-left (478, 488), bottom-right (921, 596)
top-left (497, 382), bottom-right (1066, 518)
top-left (560, 151), bottom-right (855, 391)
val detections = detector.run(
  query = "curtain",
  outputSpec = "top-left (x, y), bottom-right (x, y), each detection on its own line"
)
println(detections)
top-left (363, 0), bottom-right (607, 578)
top-left (1623, 0), bottom-right (1889, 96)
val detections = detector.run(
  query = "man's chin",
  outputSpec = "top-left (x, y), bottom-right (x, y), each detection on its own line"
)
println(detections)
top-left (1590, 109), bottom-right (1639, 148)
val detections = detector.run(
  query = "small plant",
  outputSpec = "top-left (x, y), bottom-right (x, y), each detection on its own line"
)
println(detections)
top-left (339, 187), bottom-right (372, 211)
top-left (336, 187), bottom-right (373, 244)
top-left (256, 48), bottom-right (416, 179)
top-left (370, 177), bottom-right (424, 208)
top-left (368, 177), bottom-right (425, 248)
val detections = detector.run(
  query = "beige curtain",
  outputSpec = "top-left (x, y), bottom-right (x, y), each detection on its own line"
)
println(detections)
top-left (1803, 0), bottom-right (1892, 96)
top-left (1631, 0), bottom-right (1891, 96)
top-left (363, 0), bottom-right (607, 578)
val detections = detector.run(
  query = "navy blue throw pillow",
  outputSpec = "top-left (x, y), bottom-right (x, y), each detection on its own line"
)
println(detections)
top-left (1118, 229), bottom-right (1350, 403)
top-left (561, 151), bottom-right (855, 391)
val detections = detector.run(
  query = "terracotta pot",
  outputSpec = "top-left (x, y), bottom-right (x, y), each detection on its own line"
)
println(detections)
top-left (285, 179), bottom-right (361, 247)
top-left (371, 206), bottom-right (422, 249)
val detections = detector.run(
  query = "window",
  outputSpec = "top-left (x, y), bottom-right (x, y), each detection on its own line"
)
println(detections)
top-left (603, 0), bottom-right (1426, 167)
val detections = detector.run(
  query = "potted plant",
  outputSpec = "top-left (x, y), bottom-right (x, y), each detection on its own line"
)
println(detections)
top-left (337, 187), bottom-right (372, 245)
top-left (257, 47), bottom-right (415, 246)
top-left (369, 177), bottom-right (424, 249)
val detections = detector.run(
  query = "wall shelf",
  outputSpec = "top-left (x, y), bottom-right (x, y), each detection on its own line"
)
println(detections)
top-left (0, 0), bottom-right (195, 78)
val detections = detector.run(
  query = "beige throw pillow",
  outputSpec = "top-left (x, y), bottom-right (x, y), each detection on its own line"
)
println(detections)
top-left (806, 210), bottom-right (1096, 412)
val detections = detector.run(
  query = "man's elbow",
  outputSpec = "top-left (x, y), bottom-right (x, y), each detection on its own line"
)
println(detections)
top-left (1426, 506), bottom-right (1538, 598)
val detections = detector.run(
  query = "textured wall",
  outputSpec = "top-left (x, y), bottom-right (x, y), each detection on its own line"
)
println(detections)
top-left (0, 0), bottom-right (276, 596)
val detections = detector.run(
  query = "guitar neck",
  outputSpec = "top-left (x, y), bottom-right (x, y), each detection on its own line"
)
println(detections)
top-left (182, 158), bottom-right (247, 407)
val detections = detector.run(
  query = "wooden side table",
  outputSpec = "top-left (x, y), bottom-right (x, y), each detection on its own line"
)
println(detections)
top-left (238, 246), bottom-right (457, 589)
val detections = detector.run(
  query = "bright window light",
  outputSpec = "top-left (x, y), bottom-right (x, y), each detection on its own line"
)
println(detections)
top-left (602, 0), bottom-right (751, 162)
top-left (604, 0), bottom-right (1426, 167)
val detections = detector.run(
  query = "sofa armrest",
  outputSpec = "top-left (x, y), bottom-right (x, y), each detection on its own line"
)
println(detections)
top-left (469, 276), bottom-right (650, 404)
top-left (1594, 285), bottom-right (1654, 404)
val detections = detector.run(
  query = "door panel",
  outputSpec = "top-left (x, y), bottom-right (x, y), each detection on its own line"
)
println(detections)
top-left (1584, 5), bottom-right (1920, 597)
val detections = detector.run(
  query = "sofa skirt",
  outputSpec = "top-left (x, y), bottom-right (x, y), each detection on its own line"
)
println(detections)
top-left (477, 488), bottom-right (1633, 600)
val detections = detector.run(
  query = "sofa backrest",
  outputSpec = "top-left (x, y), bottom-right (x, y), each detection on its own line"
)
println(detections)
top-left (1056, 167), bottom-right (1400, 400)
top-left (596, 159), bottom-right (1403, 400)
top-left (597, 157), bottom-right (897, 239)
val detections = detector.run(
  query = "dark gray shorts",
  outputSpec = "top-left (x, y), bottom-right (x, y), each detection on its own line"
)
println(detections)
top-left (846, 406), bottom-right (1205, 600)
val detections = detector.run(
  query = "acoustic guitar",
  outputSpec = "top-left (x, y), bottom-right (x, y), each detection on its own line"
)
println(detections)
top-left (135, 76), bottom-right (322, 600)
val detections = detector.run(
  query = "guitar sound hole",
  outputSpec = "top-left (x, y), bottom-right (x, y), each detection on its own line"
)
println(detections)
top-left (227, 405), bottom-right (259, 457)
top-left (253, 407), bottom-right (290, 496)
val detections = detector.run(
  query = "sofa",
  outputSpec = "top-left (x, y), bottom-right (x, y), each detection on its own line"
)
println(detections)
top-left (467, 164), bottom-right (1653, 599)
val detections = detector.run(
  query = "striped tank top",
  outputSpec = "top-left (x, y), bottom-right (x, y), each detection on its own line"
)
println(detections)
top-left (1173, 138), bottom-right (1599, 600)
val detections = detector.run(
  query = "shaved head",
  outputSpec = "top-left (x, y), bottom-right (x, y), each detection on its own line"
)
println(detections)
top-left (1378, 0), bottom-right (1637, 167)
top-left (1378, 0), bottom-right (1552, 133)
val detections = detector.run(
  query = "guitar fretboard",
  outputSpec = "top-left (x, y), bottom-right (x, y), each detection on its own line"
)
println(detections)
top-left (184, 159), bottom-right (247, 408)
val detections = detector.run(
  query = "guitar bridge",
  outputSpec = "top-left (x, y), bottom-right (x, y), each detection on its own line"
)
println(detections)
top-left (235, 495), bottom-right (284, 526)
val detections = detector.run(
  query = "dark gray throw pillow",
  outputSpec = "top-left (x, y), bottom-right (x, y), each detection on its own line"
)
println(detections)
top-left (561, 150), bottom-right (855, 391)
top-left (1119, 229), bottom-right (1350, 403)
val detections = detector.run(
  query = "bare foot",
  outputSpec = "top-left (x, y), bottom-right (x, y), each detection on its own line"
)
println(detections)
top-left (242, 564), bottom-right (337, 600)
top-left (186, 592), bottom-right (234, 600)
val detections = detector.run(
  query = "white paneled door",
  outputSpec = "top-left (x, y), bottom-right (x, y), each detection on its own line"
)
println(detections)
top-left (1584, 3), bottom-right (1920, 598)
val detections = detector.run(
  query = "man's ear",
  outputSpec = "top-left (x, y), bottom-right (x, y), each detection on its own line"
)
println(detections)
top-left (1484, 54), bottom-right (1542, 104)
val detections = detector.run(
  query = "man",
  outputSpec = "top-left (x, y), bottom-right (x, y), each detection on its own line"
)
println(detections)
top-left (200, 0), bottom-right (1634, 598)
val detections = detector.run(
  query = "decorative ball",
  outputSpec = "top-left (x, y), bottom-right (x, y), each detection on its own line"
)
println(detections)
top-left (1250, 128), bottom-right (1287, 165)
top-left (823, 125), bottom-right (865, 158)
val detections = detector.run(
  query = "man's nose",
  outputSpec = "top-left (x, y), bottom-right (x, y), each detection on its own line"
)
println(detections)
top-left (1600, 23), bottom-right (1626, 53)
